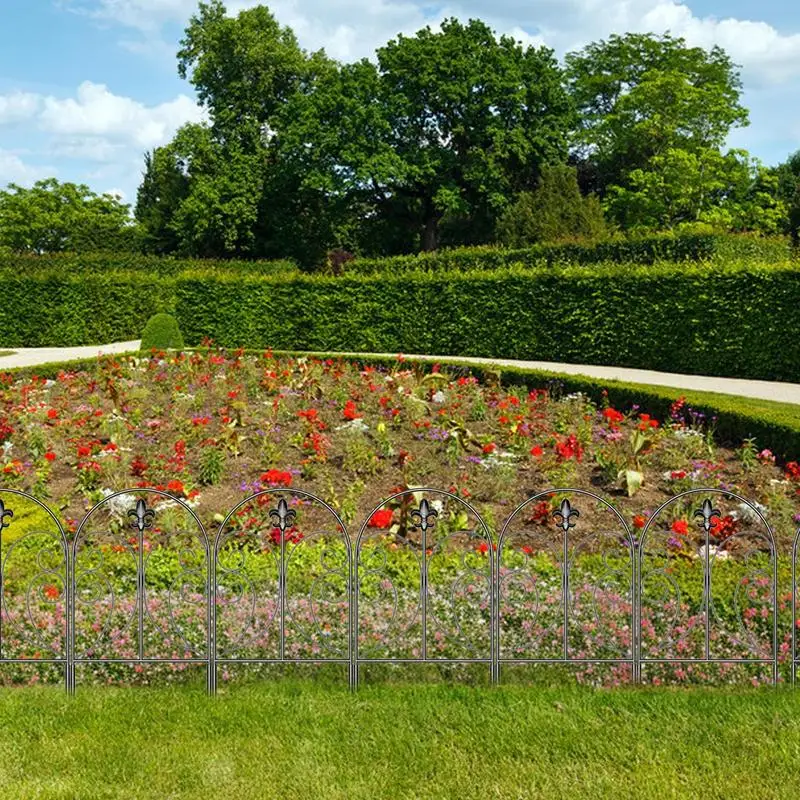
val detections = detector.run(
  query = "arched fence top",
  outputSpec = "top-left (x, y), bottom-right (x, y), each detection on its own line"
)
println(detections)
top-left (354, 486), bottom-right (492, 552)
top-left (212, 487), bottom-right (352, 559)
top-left (497, 487), bottom-right (635, 555)
top-left (0, 487), bottom-right (69, 551)
top-left (71, 487), bottom-right (211, 558)
top-left (637, 487), bottom-right (777, 554)
top-left (0, 485), bottom-right (792, 691)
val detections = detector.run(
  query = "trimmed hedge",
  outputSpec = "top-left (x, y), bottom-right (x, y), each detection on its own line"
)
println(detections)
top-left (140, 313), bottom-right (184, 351)
top-left (343, 233), bottom-right (791, 274)
top-left (173, 260), bottom-right (800, 383)
top-left (1, 258), bottom-right (798, 385)
top-left (0, 234), bottom-right (787, 280)
top-left (0, 251), bottom-right (298, 277)
top-left (0, 272), bottom-right (174, 346)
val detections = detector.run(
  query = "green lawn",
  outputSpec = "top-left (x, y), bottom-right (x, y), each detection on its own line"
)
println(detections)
top-left (0, 681), bottom-right (798, 798)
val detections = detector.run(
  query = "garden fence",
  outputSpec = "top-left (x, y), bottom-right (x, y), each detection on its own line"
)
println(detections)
top-left (0, 486), bottom-right (795, 692)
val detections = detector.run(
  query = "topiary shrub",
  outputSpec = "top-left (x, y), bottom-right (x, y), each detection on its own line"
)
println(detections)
top-left (140, 313), bottom-right (184, 351)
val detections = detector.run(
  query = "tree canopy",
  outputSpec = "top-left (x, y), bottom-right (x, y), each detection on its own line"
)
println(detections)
top-left (4, 5), bottom-right (794, 263)
top-left (0, 179), bottom-right (137, 254)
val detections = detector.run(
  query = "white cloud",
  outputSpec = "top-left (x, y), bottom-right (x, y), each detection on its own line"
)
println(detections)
top-left (38, 81), bottom-right (206, 149)
top-left (66, 0), bottom-right (800, 86)
top-left (0, 92), bottom-right (42, 125)
top-left (0, 150), bottom-right (54, 186)
top-left (48, 136), bottom-right (126, 162)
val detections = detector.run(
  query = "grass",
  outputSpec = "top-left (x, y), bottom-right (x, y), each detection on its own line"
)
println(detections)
top-left (0, 680), bottom-right (798, 798)
top-left (0, 350), bottom-right (15, 357)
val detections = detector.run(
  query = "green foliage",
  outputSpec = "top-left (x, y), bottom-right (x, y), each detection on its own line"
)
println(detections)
top-left (140, 313), bottom-right (184, 352)
top-left (0, 272), bottom-right (172, 347)
top-left (565, 33), bottom-right (752, 231)
top-left (0, 179), bottom-right (139, 254)
top-left (495, 165), bottom-right (607, 246)
top-left (343, 232), bottom-right (789, 274)
top-left (0, 251), bottom-right (297, 277)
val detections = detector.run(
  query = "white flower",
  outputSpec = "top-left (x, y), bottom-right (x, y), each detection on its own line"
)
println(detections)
top-left (731, 501), bottom-right (767, 524)
top-left (674, 428), bottom-right (703, 438)
top-left (100, 489), bottom-right (134, 521)
top-left (432, 390), bottom-right (446, 403)
top-left (481, 450), bottom-right (517, 469)
top-left (695, 544), bottom-right (730, 562)
top-left (335, 418), bottom-right (369, 433)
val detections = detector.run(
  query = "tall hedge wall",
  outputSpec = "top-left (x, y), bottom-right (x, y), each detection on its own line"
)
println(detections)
top-left (173, 260), bottom-right (800, 383)
top-left (2, 260), bottom-right (798, 385)
top-left (0, 273), bottom-right (175, 346)
top-left (343, 233), bottom-right (791, 275)
top-left (0, 252), bottom-right (297, 277)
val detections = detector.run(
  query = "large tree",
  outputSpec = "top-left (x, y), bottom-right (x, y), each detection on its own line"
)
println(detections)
top-left (565, 33), bottom-right (749, 228)
top-left (279, 17), bottom-right (575, 251)
top-left (0, 179), bottom-right (137, 254)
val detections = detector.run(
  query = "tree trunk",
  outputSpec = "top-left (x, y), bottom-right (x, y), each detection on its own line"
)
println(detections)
top-left (421, 212), bottom-right (440, 252)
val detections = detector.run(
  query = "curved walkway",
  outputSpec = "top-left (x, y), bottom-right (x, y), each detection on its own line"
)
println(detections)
top-left (1, 341), bottom-right (799, 405)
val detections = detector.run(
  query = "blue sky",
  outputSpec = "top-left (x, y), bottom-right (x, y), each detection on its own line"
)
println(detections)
top-left (2, 0), bottom-right (799, 209)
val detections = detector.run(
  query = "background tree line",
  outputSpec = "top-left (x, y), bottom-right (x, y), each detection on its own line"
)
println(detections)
top-left (2, 0), bottom-right (800, 268)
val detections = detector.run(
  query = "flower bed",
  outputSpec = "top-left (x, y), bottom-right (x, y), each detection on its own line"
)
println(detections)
top-left (0, 348), bottom-right (797, 688)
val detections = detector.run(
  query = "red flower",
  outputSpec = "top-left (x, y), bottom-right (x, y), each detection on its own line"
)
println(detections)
top-left (130, 456), bottom-right (148, 477)
top-left (166, 479), bottom-right (185, 496)
top-left (528, 501), bottom-right (551, 524)
top-left (555, 435), bottom-right (583, 462)
top-left (476, 542), bottom-right (489, 555)
top-left (43, 584), bottom-right (60, 600)
top-left (47, 409), bottom-right (58, 420)
top-left (343, 400), bottom-right (361, 420)
top-left (482, 443), bottom-right (496, 454)
top-left (633, 515), bottom-right (647, 529)
top-left (603, 408), bottom-right (624, 425)
top-left (44, 451), bottom-right (56, 462)
top-left (671, 519), bottom-right (689, 536)
top-left (298, 408), bottom-right (318, 422)
top-left (711, 515), bottom-right (737, 541)
top-left (368, 509), bottom-right (393, 529)
top-left (785, 462), bottom-right (800, 481)
top-left (260, 469), bottom-right (293, 487)
top-left (530, 445), bottom-right (544, 458)
top-left (77, 445), bottom-right (92, 458)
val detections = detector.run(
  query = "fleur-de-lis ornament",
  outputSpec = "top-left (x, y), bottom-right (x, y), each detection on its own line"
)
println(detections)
top-left (269, 497), bottom-right (296, 537)
top-left (694, 498), bottom-right (720, 533)
top-left (0, 499), bottom-right (13, 531)
top-left (410, 498), bottom-right (437, 533)
top-left (553, 499), bottom-right (580, 533)
top-left (128, 498), bottom-right (155, 533)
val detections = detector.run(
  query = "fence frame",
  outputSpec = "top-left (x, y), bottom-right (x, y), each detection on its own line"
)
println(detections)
top-left (0, 486), bottom-right (788, 693)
